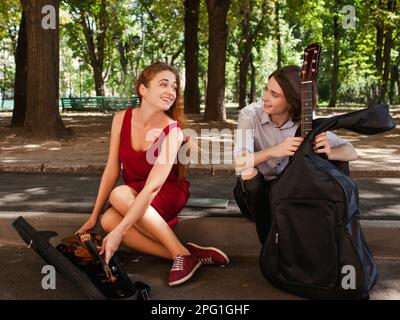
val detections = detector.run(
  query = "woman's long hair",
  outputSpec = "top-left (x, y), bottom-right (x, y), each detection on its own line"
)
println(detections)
top-left (135, 62), bottom-right (188, 178)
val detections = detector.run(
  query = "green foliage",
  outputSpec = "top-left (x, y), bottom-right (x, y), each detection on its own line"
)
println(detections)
top-left (0, 0), bottom-right (399, 106)
top-left (0, 0), bottom-right (20, 97)
top-left (0, 0), bottom-right (21, 43)
top-left (60, 0), bottom-right (187, 96)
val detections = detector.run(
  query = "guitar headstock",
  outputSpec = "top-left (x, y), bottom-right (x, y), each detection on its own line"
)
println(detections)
top-left (301, 43), bottom-right (322, 82)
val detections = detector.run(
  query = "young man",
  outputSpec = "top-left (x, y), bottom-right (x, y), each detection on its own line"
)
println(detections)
top-left (233, 65), bottom-right (357, 244)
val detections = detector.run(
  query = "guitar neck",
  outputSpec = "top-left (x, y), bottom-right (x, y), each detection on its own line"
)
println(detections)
top-left (300, 81), bottom-right (314, 137)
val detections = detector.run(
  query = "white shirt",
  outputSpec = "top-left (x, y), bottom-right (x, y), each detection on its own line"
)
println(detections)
top-left (234, 102), bottom-right (348, 180)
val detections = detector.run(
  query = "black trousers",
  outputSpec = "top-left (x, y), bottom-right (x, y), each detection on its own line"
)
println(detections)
top-left (233, 170), bottom-right (272, 244)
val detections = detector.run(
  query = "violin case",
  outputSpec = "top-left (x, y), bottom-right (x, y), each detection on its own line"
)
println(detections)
top-left (12, 216), bottom-right (150, 300)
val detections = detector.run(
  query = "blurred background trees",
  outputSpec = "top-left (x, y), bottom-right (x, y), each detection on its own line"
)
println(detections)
top-left (0, 0), bottom-right (398, 135)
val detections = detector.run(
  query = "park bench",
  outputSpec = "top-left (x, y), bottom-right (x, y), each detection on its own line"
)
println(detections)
top-left (61, 96), bottom-right (140, 112)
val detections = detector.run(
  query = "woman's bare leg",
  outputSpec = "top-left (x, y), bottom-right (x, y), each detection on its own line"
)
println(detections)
top-left (106, 185), bottom-right (190, 258)
top-left (101, 207), bottom-right (172, 259)
top-left (109, 186), bottom-right (155, 240)
top-left (135, 205), bottom-right (190, 258)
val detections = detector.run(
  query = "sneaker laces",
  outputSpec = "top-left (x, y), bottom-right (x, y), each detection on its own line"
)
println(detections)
top-left (200, 257), bottom-right (213, 264)
top-left (171, 256), bottom-right (184, 271)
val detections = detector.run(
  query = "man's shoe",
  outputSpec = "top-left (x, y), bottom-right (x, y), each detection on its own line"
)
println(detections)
top-left (168, 255), bottom-right (202, 286)
top-left (186, 242), bottom-right (230, 266)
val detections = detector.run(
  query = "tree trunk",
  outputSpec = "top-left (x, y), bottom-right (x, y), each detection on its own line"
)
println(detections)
top-left (238, 2), bottom-right (252, 110)
top-left (21, 0), bottom-right (69, 139)
top-left (116, 35), bottom-right (128, 75)
top-left (204, 0), bottom-right (230, 121)
top-left (380, 1), bottom-right (395, 102)
top-left (275, 0), bottom-right (282, 69)
top-left (375, 24), bottom-right (384, 77)
top-left (374, 0), bottom-right (385, 101)
top-left (184, 0), bottom-right (201, 114)
top-left (237, 0), bottom-right (267, 109)
top-left (238, 53), bottom-right (251, 109)
top-left (376, 0), bottom-right (395, 103)
top-left (380, 27), bottom-right (393, 102)
top-left (93, 64), bottom-right (105, 96)
top-left (389, 64), bottom-right (398, 103)
top-left (111, 4), bottom-right (128, 76)
top-left (327, 9), bottom-right (340, 108)
top-left (11, 11), bottom-right (27, 127)
top-left (170, 44), bottom-right (183, 66)
top-left (396, 64), bottom-right (400, 96)
top-left (79, 0), bottom-right (107, 97)
top-left (248, 53), bottom-right (256, 103)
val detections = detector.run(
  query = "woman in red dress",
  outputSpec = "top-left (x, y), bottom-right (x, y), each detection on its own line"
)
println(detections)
top-left (77, 62), bottom-right (229, 286)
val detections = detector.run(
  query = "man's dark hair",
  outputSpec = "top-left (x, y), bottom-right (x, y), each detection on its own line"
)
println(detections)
top-left (268, 65), bottom-right (317, 121)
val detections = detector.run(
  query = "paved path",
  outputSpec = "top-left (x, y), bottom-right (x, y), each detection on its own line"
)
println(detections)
top-left (1, 111), bottom-right (399, 176)
top-left (1, 243), bottom-right (399, 300)
top-left (1, 172), bottom-right (400, 219)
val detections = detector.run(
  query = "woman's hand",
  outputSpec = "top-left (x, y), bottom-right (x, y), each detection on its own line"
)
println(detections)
top-left (99, 228), bottom-right (124, 264)
top-left (269, 137), bottom-right (304, 158)
top-left (313, 132), bottom-right (331, 157)
top-left (75, 214), bottom-right (99, 235)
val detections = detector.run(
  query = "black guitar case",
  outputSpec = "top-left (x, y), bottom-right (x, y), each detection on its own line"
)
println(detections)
top-left (12, 216), bottom-right (150, 300)
top-left (259, 104), bottom-right (396, 299)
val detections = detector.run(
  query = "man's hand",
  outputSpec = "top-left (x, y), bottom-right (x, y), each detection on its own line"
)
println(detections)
top-left (269, 137), bottom-right (304, 158)
top-left (313, 132), bottom-right (331, 157)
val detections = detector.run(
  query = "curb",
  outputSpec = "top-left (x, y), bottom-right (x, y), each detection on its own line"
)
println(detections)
top-left (0, 163), bottom-right (105, 174)
top-left (1, 163), bottom-right (400, 177)
top-left (1, 212), bottom-right (400, 258)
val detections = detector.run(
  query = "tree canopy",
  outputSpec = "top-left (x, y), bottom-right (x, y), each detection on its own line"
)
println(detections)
top-left (0, 0), bottom-right (398, 135)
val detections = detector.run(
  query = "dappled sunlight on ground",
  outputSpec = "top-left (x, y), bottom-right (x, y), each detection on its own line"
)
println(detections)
top-left (0, 113), bottom-right (113, 167)
top-left (0, 110), bottom-right (399, 170)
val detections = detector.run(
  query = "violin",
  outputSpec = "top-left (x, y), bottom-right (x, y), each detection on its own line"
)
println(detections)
top-left (56, 232), bottom-right (117, 283)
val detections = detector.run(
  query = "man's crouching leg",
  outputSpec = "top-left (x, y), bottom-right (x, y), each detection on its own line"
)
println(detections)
top-left (233, 168), bottom-right (272, 244)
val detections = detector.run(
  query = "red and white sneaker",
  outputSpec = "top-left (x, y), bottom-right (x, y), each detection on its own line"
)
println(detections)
top-left (186, 242), bottom-right (230, 266)
top-left (168, 255), bottom-right (202, 287)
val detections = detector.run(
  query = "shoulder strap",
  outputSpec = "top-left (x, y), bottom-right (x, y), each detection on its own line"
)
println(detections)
top-left (156, 122), bottom-right (179, 143)
top-left (121, 108), bottom-right (132, 133)
top-left (164, 122), bottom-right (179, 133)
top-left (146, 122), bottom-right (181, 155)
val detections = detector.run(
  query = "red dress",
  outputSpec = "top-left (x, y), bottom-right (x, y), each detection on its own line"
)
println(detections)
top-left (118, 108), bottom-right (190, 228)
